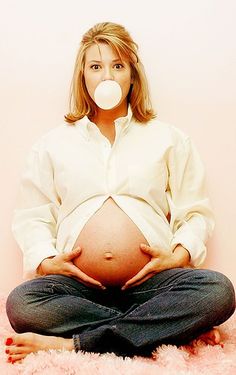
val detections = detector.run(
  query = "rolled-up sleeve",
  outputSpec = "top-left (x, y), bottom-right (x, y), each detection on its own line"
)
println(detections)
top-left (167, 134), bottom-right (215, 267)
top-left (12, 142), bottom-right (60, 277)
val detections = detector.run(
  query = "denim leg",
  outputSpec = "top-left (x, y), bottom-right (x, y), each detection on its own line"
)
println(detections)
top-left (78, 268), bottom-right (235, 356)
top-left (6, 275), bottom-right (122, 337)
top-left (6, 269), bottom-right (235, 357)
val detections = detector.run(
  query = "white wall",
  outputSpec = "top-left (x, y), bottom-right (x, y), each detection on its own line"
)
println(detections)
top-left (0, 0), bottom-right (235, 293)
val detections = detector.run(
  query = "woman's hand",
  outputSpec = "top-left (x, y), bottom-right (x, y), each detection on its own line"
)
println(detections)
top-left (37, 247), bottom-right (106, 290)
top-left (121, 244), bottom-right (191, 290)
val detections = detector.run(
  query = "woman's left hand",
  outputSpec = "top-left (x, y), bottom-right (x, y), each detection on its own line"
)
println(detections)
top-left (121, 244), bottom-right (191, 290)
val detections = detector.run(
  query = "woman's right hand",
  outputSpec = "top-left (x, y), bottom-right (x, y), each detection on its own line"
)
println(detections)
top-left (37, 247), bottom-right (106, 290)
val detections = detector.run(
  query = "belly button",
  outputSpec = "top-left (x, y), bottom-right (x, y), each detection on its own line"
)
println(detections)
top-left (104, 252), bottom-right (113, 260)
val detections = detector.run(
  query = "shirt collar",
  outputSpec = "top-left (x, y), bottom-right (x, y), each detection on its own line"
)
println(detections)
top-left (114, 105), bottom-right (133, 130)
top-left (76, 105), bottom-right (133, 139)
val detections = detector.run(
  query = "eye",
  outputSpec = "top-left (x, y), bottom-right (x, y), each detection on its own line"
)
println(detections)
top-left (114, 63), bottom-right (124, 69)
top-left (90, 64), bottom-right (101, 70)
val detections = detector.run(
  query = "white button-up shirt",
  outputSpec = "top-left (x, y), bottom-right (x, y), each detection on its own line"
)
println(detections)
top-left (12, 109), bottom-right (214, 278)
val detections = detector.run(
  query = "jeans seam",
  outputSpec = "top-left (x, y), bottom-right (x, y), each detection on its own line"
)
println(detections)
top-left (130, 287), bottom-right (168, 295)
top-left (128, 269), bottom-right (195, 296)
top-left (87, 299), bottom-right (121, 315)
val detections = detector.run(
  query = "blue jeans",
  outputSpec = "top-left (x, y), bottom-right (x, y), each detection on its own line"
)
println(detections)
top-left (6, 268), bottom-right (235, 357)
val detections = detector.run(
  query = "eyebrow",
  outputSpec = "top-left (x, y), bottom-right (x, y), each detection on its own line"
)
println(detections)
top-left (87, 58), bottom-right (123, 64)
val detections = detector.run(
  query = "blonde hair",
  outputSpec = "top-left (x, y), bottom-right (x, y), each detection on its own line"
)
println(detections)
top-left (65, 22), bottom-right (156, 123)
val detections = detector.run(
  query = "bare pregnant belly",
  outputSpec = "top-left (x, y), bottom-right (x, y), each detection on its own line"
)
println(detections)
top-left (72, 198), bottom-right (150, 286)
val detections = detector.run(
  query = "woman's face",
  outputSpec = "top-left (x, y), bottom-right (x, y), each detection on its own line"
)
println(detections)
top-left (84, 43), bottom-right (133, 109)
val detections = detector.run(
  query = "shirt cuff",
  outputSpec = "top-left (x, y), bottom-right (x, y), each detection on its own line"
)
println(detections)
top-left (170, 225), bottom-right (207, 267)
top-left (23, 241), bottom-right (59, 279)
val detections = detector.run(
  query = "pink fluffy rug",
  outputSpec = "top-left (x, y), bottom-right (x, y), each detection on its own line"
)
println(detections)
top-left (0, 293), bottom-right (236, 375)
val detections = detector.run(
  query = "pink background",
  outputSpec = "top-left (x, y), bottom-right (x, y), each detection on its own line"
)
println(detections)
top-left (1, 0), bottom-right (235, 293)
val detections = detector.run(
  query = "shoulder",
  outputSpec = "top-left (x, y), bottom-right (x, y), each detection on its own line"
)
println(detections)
top-left (31, 121), bottom-right (80, 153)
top-left (135, 118), bottom-right (190, 143)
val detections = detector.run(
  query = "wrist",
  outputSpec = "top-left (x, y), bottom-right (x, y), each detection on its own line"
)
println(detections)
top-left (37, 256), bottom-right (54, 276)
top-left (172, 245), bottom-right (191, 268)
top-left (37, 263), bottom-right (45, 276)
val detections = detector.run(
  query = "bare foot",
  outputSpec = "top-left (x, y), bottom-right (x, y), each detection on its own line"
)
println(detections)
top-left (5, 332), bottom-right (74, 363)
top-left (197, 328), bottom-right (224, 347)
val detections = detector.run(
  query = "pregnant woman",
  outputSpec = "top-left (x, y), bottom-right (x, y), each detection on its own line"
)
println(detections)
top-left (5, 22), bottom-right (235, 363)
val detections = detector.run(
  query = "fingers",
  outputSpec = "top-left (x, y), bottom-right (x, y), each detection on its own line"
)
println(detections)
top-left (122, 273), bottom-right (154, 289)
top-left (63, 247), bottom-right (82, 261)
top-left (121, 262), bottom-right (155, 290)
top-left (121, 246), bottom-right (162, 290)
top-left (140, 243), bottom-right (159, 257)
top-left (51, 249), bottom-right (106, 290)
top-left (70, 264), bottom-right (106, 290)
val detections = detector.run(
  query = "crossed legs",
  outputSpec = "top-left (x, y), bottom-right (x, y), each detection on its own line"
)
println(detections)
top-left (5, 269), bottom-right (235, 362)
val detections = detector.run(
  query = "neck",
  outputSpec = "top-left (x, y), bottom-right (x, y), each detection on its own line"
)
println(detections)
top-left (91, 101), bottom-right (128, 128)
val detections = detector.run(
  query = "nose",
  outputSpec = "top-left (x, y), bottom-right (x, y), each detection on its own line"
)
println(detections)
top-left (102, 67), bottom-right (114, 81)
